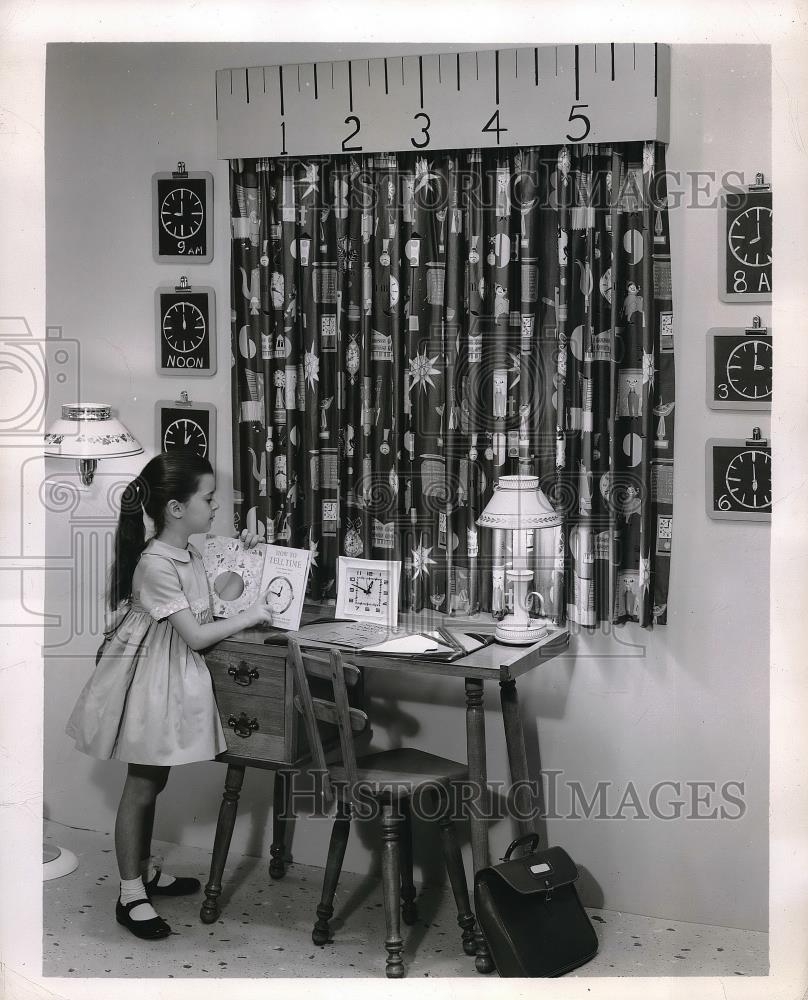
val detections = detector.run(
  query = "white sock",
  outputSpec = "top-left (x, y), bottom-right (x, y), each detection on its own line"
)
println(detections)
top-left (119, 876), bottom-right (159, 921)
top-left (140, 855), bottom-right (176, 888)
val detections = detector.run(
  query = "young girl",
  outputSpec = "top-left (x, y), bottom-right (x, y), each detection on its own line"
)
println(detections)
top-left (66, 451), bottom-right (273, 941)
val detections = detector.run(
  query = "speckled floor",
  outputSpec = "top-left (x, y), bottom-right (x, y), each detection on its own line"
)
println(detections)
top-left (43, 820), bottom-right (768, 979)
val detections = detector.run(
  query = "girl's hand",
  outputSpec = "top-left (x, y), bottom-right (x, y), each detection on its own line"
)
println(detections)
top-left (244, 597), bottom-right (274, 628)
top-left (239, 528), bottom-right (264, 550)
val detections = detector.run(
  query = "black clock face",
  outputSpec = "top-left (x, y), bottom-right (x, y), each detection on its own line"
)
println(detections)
top-left (726, 339), bottom-right (772, 401)
top-left (160, 187), bottom-right (204, 240)
top-left (157, 289), bottom-right (214, 373)
top-left (725, 448), bottom-right (771, 511)
top-left (163, 417), bottom-right (208, 458)
top-left (163, 301), bottom-right (206, 353)
top-left (723, 190), bottom-right (772, 299)
top-left (154, 174), bottom-right (211, 260)
top-left (728, 206), bottom-right (772, 267)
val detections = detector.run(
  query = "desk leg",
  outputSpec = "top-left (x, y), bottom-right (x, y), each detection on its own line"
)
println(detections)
top-left (499, 678), bottom-right (537, 839)
top-left (465, 678), bottom-right (494, 974)
top-left (201, 763), bottom-right (245, 924)
top-left (269, 770), bottom-right (290, 879)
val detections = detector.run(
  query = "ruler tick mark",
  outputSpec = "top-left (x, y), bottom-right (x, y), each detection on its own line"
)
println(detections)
top-left (495, 50), bottom-right (500, 104)
top-left (633, 44), bottom-right (636, 70)
top-left (297, 64), bottom-right (300, 92)
top-left (245, 67), bottom-right (250, 104)
top-left (475, 51), bottom-right (478, 81)
top-left (611, 43), bottom-right (615, 81)
top-left (456, 53), bottom-right (460, 90)
top-left (263, 66), bottom-right (266, 94)
top-left (279, 65), bottom-right (284, 115)
top-left (534, 47), bottom-right (538, 85)
top-left (419, 55), bottom-right (424, 109)
top-left (574, 44), bottom-right (579, 101)
top-left (348, 61), bottom-right (353, 112)
top-left (384, 58), bottom-right (388, 94)
top-left (654, 42), bottom-right (658, 97)
top-left (314, 63), bottom-right (318, 99)
top-left (367, 60), bottom-right (370, 87)
top-left (555, 46), bottom-right (558, 77)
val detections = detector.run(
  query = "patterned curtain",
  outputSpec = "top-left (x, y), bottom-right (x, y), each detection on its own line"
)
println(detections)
top-left (229, 142), bottom-right (674, 627)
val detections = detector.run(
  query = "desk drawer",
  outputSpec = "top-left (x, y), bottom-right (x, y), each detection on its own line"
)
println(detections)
top-left (215, 689), bottom-right (286, 761)
top-left (207, 648), bottom-right (285, 699)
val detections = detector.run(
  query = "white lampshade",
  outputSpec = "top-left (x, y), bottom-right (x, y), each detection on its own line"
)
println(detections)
top-left (476, 475), bottom-right (562, 530)
top-left (44, 403), bottom-right (143, 459)
top-left (44, 403), bottom-right (143, 485)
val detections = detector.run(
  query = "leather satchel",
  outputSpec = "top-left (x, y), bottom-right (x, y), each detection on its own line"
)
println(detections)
top-left (474, 833), bottom-right (598, 977)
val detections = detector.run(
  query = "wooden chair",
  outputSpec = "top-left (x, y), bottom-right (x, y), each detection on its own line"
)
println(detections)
top-left (287, 636), bottom-right (477, 978)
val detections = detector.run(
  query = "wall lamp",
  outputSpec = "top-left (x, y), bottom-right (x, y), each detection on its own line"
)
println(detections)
top-left (44, 403), bottom-right (143, 485)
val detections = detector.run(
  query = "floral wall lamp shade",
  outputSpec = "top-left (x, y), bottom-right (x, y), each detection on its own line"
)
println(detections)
top-left (44, 404), bottom-right (143, 485)
top-left (477, 475), bottom-right (563, 645)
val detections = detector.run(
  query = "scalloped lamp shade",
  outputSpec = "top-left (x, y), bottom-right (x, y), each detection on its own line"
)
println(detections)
top-left (476, 475), bottom-right (562, 529)
top-left (44, 404), bottom-right (143, 485)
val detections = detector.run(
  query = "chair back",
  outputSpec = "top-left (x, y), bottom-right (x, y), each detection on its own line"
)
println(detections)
top-left (287, 636), bottom-right (369, 809)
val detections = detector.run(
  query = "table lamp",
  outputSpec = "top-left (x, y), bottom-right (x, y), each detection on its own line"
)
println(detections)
top-left (44, 403), bottom-right (143, 485)
top-left (477, 474), bottom-right (563, 645)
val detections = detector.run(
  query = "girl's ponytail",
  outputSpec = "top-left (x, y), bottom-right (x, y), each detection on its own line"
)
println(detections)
top-left (108, 475), bottom-right (147, 610)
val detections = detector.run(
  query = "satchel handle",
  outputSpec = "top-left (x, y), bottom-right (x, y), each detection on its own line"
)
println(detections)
top-left (501, 832), bottom-right (540, 861)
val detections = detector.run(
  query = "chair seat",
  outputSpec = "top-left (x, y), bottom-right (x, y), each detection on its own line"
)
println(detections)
top-left (329, 747), bottom-right (468, 798)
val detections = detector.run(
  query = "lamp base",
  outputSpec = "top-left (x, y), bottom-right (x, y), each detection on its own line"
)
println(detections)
top-left (494, 617), bottom-right (551, 645)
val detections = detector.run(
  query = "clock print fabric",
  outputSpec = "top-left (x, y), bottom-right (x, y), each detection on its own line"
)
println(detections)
top-left (229, 142), bottom-right (675, 628)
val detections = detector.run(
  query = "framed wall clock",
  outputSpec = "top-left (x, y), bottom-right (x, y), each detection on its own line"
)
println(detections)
top-left (152, 162), bottom-right (213, 263)
top-left (156, 394), bottom-right (216, 465)
top-left (335, 556), bottom-right (401, 627)
top-left (155, 278), bottom-right (216, 376)
top-left (706, 427), bottom-right (771, 522)
top-left (707, 318), bottom-right (772, 410)
top-left (718, 173), bottom-right (772, 302)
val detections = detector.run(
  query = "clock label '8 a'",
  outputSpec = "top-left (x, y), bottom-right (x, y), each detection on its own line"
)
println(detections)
top-left (719, 186), bottom-right (772, 302)
top-left (155, 286), bottom-right (217, 376)
top-left (155, 400), bottom-right (217, 465)
top-left (706, 437), bottom-right (771, 521)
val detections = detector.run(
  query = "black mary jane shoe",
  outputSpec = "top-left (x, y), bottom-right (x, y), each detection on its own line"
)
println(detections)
top-left (115, 897), bottom-right (172, 940)
top-left (145, 868), bottom-right (201, 897)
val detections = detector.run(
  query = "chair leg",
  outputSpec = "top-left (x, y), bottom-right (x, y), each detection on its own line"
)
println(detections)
top-left (269, 769), bottom-right (291, 879)
top-left (399, 798), bottom-right (418, 926)
top-left (381, 802), bottom-right (406, 978)
top-left (312, 798), bottom-right (351, 946)
top-left (201, 763), bottom-right (245, 924)
top-left (438, 814), bottom-right (477, 957)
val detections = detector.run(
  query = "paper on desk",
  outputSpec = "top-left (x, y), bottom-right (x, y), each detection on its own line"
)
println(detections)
top-left (362, 632), bottom-right (455, 654)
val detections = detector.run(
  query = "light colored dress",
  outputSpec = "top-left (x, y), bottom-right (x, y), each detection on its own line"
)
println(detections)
top-left (66, 538), bottom-right (228, 766)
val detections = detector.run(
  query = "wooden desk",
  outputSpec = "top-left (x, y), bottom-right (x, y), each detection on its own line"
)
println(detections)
top-left (202, 609), bottom-right (570, 974)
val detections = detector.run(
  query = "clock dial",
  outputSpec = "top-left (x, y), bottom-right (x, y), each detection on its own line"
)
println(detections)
top-left (728, 206), bottom-right (772, 267)
top-left (347, 569), bottom-right (391, 615)
top-left (725, 339), bottom-right (772, 401)
top-left (725, 448), bottom-right (771, 510)
top-left (163, 417), bottom-right (208, 458)
top-left (264, 575), bottom-right (294, 614)
top-left (163, 301), bottom-right (206, 353)
top-left (160, 187), bottom-right (204, 240)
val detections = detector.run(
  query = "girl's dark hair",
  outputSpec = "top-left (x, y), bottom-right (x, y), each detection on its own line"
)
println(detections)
top-left (108, 450), bottom-right (213, 609)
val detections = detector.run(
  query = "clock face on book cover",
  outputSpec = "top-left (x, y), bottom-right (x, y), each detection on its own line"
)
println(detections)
top-left (335, 556), bottom-right (401, 627)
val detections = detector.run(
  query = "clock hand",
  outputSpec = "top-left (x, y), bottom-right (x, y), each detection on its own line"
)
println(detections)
top-left (749, 221), bottom-right (761, 245)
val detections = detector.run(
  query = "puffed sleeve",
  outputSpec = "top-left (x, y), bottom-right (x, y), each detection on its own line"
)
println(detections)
top-left (138, 556), bottom-right (190, 621)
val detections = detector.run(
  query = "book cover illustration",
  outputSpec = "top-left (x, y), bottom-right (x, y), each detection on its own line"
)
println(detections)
top-left (202, 535), bottom-right (267, 618)
top-left (259, 544), bottom-right (312, 631)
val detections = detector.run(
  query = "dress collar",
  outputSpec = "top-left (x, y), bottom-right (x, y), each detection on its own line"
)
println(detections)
top-left (146, 538), bottom-right (191, 563)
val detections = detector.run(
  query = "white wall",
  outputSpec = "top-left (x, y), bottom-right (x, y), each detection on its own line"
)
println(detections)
top-left (45, 42), bottom-right (770, 931)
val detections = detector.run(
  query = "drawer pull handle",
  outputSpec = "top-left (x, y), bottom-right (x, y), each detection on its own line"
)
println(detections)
top-left (228, 662), bottom-right (259, 686)
top-left (228, 713), bottom-right (259, 738)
